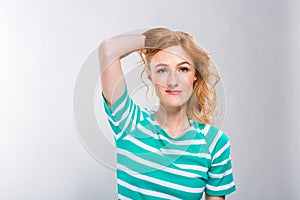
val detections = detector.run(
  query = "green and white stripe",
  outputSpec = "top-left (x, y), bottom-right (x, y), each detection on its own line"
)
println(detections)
top-left (103, 88), bottom-right (236, 199)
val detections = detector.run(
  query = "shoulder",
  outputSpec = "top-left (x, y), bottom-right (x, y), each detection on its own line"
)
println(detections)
top-left (206, 125), bottom-right (229, 142)
top-left (194, 122), bottom-right (230, 154)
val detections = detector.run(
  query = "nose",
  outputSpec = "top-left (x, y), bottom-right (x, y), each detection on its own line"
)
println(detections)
top-left (167, 70), bottom-right (179, 89)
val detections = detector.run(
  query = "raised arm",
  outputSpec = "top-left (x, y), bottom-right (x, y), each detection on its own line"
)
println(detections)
top-left (98, 34), bottom-right (145, 107)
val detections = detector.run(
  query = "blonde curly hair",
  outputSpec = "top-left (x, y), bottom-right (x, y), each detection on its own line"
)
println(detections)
top-left (139, 27), bottom-right (220, 124)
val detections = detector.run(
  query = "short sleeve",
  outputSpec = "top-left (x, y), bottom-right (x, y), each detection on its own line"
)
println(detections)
top-left (102, 87), bottom-right (143, 140)
top-left (205, 132), bottom-right (236, 196)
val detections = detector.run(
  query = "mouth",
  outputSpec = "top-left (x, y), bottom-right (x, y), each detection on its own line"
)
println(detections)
top-left (165, 90), bottom-right (182, 95)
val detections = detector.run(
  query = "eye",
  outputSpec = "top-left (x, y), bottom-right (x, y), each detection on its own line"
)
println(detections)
top-left (157, 68), bottom-right (167, 73)
top-left (179, 67), bottom-right (189, 72)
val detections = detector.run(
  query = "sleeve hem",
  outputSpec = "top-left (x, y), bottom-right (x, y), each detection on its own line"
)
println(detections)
top-left (102, 86), bottom-right (128, 114)
top-left (205, 185), bottom-right (236, 197)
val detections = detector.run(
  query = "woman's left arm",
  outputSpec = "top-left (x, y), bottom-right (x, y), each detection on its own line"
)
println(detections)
top-left (205, 194), bottom-right (225, 200)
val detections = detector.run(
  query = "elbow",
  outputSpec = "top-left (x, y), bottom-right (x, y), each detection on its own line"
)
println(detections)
top-left (98, 38), bottom-right (112, 58)
top-left (98, 38), bottom-right (115, 69)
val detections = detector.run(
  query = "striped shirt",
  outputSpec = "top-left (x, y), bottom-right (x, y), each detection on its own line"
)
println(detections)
top-left (102, 87), bottom-right (236, 199)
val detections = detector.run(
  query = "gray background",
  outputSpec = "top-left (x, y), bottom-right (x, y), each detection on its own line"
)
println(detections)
top-left (1, 0), bottom-right (299, 199)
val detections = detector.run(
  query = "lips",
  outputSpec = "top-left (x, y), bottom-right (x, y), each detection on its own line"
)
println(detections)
top-left (165, 90), bottom-right (182, 95)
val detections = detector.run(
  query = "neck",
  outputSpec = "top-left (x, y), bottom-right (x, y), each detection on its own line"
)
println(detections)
top-left (155, 103), bottom-right (191, 138)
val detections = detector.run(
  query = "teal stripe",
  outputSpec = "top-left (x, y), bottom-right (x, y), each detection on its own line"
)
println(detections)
top-left (212, 147), bottom-right (230, 165)
top-left (118, 170), bottom-right (204, 199)
top-left (208, 174), bottom-right (235, 186)
top-left (117, 154), bottom-right (207, 189)
top-left (205, 183), bottom-right (236, 197)
top-left (118, 179), bottom-right (176, 200)
top-left (203, 126), bottom-right (219, 150)
top-left (102, 86), bottom-right (236, 199)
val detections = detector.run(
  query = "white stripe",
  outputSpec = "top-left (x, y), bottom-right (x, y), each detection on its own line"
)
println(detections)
top-left (140, 108), bottom-right (149, 121)
top-left (106, 113), bottom-right (117, 126)
top-left (137, 124), bottom-right (156, 137)
top-left (137, 124), bottom-right (205, 146)
top-left (117, 179), bottom-right (181, 200)
top-left (206, 181), bottom-right (235, 191)
top-left (157, 131), bottom-right (205, 145)
top-left (112, 105), bottom-right (130, 126)
top-left (209, 130), bottom-right (223, 153)
top-left (111, 96), bottom-right (132, 127)
top-left (112, 95), bottom-right (129, 116)
top-left (140, 110), bottom-right (144, 121)
top-left (105, 113), bottom-right (125, 140)
top-left (130, 105), bottom-right (138, 131)
top-left (212, 141), bottom-right (230, 161)
top-left (201, 124), bottom-right (211, 136)
top-left (120, 104), bottom-right (134, 130)
top-left (105, 111), bottom-right (120, 126)
top-left (115, 129), bottom-right (125, 140)
top-left (117, 148), bottom-right (200, 178)
top-left (166, 138), bottom-right (206, 145)
top-left (208, 168), bottom-right (233, 179)
top-left (123, 135), bottom-right (161, 155)
top-left (112, 101), bottom-right (135, 138)
top-left (173, 164), bottom-right (208, 173)
top-left (160, 149), bottom-right (211, 159)
top-left (118, 164), bottom-right (205, 194)
top-left (118, 194), bottom-right (131, 200)
top-left (157, 128), bottom-right (204, 145)
top-left (211, 157), bottom-right (230, 167)
top-left (122, 135), bottom-right (210, 166)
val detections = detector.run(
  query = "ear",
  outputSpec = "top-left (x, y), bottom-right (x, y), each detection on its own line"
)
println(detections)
top-left (146, 68), bottom-right (152, 82)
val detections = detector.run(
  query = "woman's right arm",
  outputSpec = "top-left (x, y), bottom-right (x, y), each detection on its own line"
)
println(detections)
top-left (98, 34), bottom-right (145, 107)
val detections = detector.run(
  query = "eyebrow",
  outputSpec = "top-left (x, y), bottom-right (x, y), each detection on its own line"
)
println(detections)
top-left (155, 61), bottom-right (192, 68)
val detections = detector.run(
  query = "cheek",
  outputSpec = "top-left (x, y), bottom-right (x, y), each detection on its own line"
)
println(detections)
top-left (151, 74), bottom-right (167, 86)
top-left (151, 76), bottom-right (167, 95)
top-left (181, 74), bottom-right (195, 87)
top-left (153, 82), bottom-right (166, 92)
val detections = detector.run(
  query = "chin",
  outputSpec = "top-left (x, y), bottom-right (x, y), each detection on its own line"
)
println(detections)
top-left (160, 99), bottom-right (189, 109)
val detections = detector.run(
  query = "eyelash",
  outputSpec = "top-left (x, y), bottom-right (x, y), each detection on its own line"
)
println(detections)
top-left (156, 67), bottom-right (189, 74)
top-left (179, 67), bottom-right (189, 72)
top-left (157, 68), bottom-right (167, 73)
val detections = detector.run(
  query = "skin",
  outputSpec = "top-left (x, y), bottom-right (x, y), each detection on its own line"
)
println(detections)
top-left (148, 46), bottom-right (226, 199)
top-left (206, 194), bottom-right (225, 200)
top-left (99, 35), bottom-right (226, 200)
top-left (99, 35), bottom-right (146, 106)
top-left (147, 45), bottom-right (196, 138)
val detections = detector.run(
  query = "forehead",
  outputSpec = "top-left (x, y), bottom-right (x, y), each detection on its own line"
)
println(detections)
top-left (150, 45), bottom-right (192, 65)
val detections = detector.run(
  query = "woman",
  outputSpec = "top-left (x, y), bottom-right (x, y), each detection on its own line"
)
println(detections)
top-left (98, 27), bottom-right (236, 200)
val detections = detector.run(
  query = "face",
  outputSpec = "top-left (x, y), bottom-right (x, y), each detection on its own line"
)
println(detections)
top-left (147, 45), bottom-right (196, 109)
